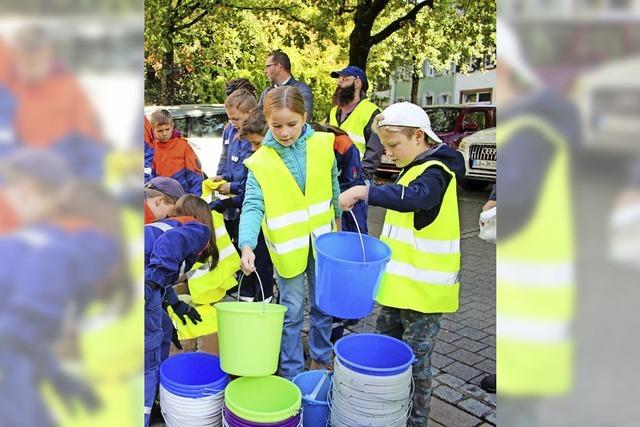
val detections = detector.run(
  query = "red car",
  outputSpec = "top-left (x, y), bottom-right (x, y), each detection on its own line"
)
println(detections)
top-left (377, 105), bottom-right (496, 174)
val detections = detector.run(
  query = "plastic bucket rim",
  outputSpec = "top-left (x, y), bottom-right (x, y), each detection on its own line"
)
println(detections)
top-left (315, 232), bottom-right (391, 266)
top-left (292, 370), bottom-right (331, 406)
top-left (333, 333), bottom-right (416, 374)
top-left (215, 301), bottom-right (287, 314)
top-left (224, 376), bottom-right (302, 423)
top-left (223, 406), bottom-right (301, 427)
top-left (160, 353), bottom-right (228, 390)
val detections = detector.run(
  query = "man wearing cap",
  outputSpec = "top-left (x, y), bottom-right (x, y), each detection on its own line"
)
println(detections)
top-left (329, 65), bottom-right (383, 181)
top-left (339, 102), bottom-right (465, 426)
top-left (258, 50), bottom-right (314, 121)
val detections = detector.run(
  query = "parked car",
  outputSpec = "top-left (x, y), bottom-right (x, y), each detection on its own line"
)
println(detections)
top-left (378, 104), bottom-right (496, 175)
top-left (144, 104), bottom-right (228, 177)
top-left (457, 127), bottom-right (496, 191)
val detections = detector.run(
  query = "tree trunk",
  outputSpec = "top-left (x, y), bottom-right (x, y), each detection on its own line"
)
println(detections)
top-left (160, 41), bottom-right (176, 105)
top-left (411, 67), bottom-right (420, 104)
top-left (348, 31), bottom-right (372, 71)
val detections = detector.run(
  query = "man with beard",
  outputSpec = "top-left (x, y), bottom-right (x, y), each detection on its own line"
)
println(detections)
top-left (258, 50), bottom-right (314, 121)
top-left (329, 65), bottom-right (383, 181)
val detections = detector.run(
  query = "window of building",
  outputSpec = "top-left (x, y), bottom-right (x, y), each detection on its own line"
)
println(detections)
top-left (460, 89), bottom-right (493, 104)
top-left (439, 93), bottom-right (450, 105)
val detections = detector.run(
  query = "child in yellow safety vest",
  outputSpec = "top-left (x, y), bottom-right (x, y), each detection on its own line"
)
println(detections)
top-left (339, 102), bottom-right (465, 427)
top-left (239, 86), bottom-right (342, 379)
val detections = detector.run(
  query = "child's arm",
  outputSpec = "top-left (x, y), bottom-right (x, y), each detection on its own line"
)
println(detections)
top-left (238, 171), bottom-right (265, 251)
top-left (331, 157), bottom-right (343, 218)
top-left (216, 124), bottom-right (232, 176)
top-left (184, 144), bottom-right (204, 196)
top-left (340, 166), bottom-right (452, 213)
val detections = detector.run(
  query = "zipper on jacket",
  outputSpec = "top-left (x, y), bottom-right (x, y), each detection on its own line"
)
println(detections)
top-left (290, 145), bottom-right (305, 192)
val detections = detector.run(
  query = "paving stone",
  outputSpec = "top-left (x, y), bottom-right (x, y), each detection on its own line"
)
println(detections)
top-left (457, 326), bottom-right (489, 341)
top-left (455, 337), bottom-right (488, 353)
top-left (485, 411), bottom-right (497, 424)
top-left (431, 353), bottom-right (455, 369)
top-left (477, 346), bottom-right (496, 360)
top-left (474, 358), bottom-right (496, 374)
top-left (442, 361), bottom-right (482, 381)
top-left (440, 319), bottom-right (465, 332)
top-left (460, 383), bottom-right (485, 397)
top-left (431, 366), bottom-right (440, 376)
top-left (448, 348), bottom-right (485, 366)
top-left (429, 397), bottom-right (482, 427)
top-left (437, 330), bottom-right (463, 344)
top-left (436, 372), bottom-right (466, 388)
top-left (480, 334), bottom-right (496, 348)
top-left (458, 398), bottom-right (492, 418)
top-left (434, 340), bottom-right (459, 355)
top-left (484, 393), bottom-right (496, 406)
top-left (433, 385), bottom-right (463, 404)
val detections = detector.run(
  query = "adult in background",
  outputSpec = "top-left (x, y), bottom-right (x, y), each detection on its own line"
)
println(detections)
top-left (329, 65), bottom-right (383, 182)
top-left (258, 50), bottom-right (314, 121)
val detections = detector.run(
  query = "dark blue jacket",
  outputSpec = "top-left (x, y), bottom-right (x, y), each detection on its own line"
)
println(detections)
top-left (211, 125), bottom-right (253, 220)
top-left (368, 144), bottom-right (465, 230)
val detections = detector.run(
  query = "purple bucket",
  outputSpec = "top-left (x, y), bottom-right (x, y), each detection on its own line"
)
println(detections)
top-left (223, 406), bottom-right (301, 427)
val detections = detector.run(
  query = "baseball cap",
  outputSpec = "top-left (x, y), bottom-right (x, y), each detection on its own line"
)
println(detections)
top-left (330, 65), bottom-right (368, 92)
top-left (377, 102), bottom-right (443, 144)
top-left (144, 177), bottom-right (185, 201)
top-left (498, 18), bottom-right (540, 87)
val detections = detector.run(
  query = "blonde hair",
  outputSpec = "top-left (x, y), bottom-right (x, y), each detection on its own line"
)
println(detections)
top-left (224, 88), bottom-right (257, 113)
top-left (150, 109), bottom-right (173, 127)
top-left (263, 86), bottom-right (306, 120)
top-left (372, 113), bottom-right (432, 145)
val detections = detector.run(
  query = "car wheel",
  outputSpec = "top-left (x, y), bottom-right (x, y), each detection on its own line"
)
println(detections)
top-left (460, 179), bottom-right (489, 191)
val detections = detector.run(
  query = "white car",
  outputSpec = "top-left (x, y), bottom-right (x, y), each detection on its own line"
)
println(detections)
top-left (457, 127), bottom-right (496, 191)
top-left (144, 104), bottom-right (228, 178)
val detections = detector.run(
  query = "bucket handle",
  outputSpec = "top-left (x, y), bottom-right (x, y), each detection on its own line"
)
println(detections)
top-left (237, 272), bottom-right (267, 313)
top-left (348, 209), bottom-right (366, 263)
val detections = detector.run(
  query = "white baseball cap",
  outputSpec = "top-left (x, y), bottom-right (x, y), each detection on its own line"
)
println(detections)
top-left (378, 102), bottom-right (442, 143)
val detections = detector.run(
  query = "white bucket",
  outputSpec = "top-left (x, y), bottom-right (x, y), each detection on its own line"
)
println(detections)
top-left (160, 384), bottom-right (225, 427)
top-left (329, 357), bottom-right (413, 427)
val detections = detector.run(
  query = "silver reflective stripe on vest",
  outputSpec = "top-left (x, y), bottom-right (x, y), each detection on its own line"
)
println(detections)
top-left (386, 260), bottom-right (459, 285)
top-left (265, 235), bottom-right (309, 255)
top-left (146, 222), bottom-right (174, 232)
top-left (312, 223), bottom-right (332, 239)
top-left (498, 261), bottom-right (574, 288)
top-left (215, 225), bottom-right (228, 238)
top-left (382, 224), bottom-right (460, 254)
top-left (308, 199), bottom-right (331, 217)
top-left (185, 262), bottom-right (210, 280)
top-left (497, 314), bottom-right (570, 344)
top-left (266, 209), bottom-right (309, 230)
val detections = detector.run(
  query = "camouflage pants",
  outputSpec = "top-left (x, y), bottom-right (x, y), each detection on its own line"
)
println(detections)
top-left (376, 306), bottom-right (442, 427)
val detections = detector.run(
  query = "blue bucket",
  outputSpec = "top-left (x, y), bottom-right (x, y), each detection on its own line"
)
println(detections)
top-left (160, 353), bottom-right (229, 398)
top-left (292, 370), bottom-right (331, 427)
top-left (334, 334), bottom-right (415, 376)
top-left (315, 232), bottom-right (391, 319)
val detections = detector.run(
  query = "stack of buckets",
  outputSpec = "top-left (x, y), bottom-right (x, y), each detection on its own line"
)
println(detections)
top-left (159, 352), bottom-right (229, 426)
top-left (331, 334), bottom-right (415, 426)
top-left (216, 282), bottom-right (303, 426)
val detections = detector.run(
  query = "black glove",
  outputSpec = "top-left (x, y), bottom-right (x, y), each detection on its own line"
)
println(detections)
top-left (171, 300), bottom-right (202, 325)
top-left (50, 369), bottom-right (101, 414)
top-left (171, 327), bottom-right (183, 350)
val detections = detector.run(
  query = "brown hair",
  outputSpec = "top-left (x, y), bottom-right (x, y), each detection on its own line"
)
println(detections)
top-left (225, 78), bottom-right (257, 98)
top-left (173, 195), bottom-right (219, 270)
top-left (239, 107), bottom-right (267, 139)
top-left (267, 50), bottom-right (291, 72)
top-left (224, 88), bottom-right (257, 113)
top-left (150, 109), bottom-right (173, 127)
top-left (263, 86), bottom-right (306, 120)
top-left (144, 188), bottom-right (176, 205)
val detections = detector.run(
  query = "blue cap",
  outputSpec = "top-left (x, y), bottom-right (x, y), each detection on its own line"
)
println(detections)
top-left (330, 65), bottom-right (368, 92)
top-left (144, 177), bottom-right (185, 201)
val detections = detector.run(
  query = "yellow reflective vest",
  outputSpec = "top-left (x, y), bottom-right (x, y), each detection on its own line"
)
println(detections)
top-left (244, 132), bottom-right (336, 278)
top-left (497, 116), bottom-right (575, 395)
top-left (187, 210), bottom-right (240, 305)
top-left (377, 160), bottom-right (461, 313)
top-left (329, 99), bottom-right (380, 155)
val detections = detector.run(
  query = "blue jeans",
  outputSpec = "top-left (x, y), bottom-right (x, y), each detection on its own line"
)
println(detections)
top-left (275, 251), bottom-right (332, 379)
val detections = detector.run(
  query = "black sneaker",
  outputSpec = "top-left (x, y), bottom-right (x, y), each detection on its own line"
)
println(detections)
top-left (480, 374), bottom-right (496, 394)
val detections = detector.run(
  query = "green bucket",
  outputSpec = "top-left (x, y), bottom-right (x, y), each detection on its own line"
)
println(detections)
top-left (215, 301), bottom-right (287, 376)
top-left (224, 376), bottom-right (302, 423)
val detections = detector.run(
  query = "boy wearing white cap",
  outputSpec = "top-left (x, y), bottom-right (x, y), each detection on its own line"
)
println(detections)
top-left (340, 102), bottom-right (465, 426)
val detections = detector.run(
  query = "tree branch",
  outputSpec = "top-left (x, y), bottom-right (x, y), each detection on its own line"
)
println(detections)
top-left (174, 8), bottom-right (208, 32)
top-left (369, 0), bottom-right (433, 46)
top-left (220, 2), bottom-right (313, 26)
